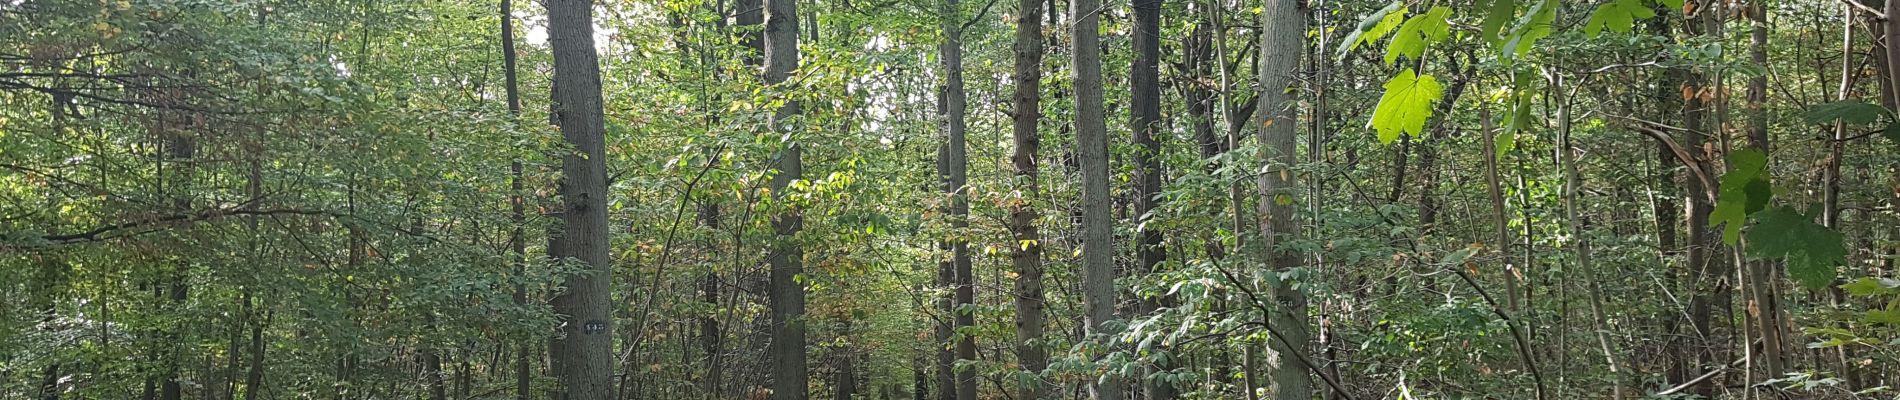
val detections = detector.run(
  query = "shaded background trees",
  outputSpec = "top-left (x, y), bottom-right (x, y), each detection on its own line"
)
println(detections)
top-left (5, 0), bottom-right (1900, 399)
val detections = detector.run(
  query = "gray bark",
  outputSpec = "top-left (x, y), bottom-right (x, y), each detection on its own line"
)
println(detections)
top-left (1009, 0), bottom-right (1048, 396)
top-left (1255, 0), bottom-right (1311, 399)
top-left (1071, 0), bottom-right (1118, 395)
top-left (935, 0), bottom-right (978, 399)
top-left (546, 0), bottom-right (616, 398)
top-left (763, 0), bottom-right (807, 397)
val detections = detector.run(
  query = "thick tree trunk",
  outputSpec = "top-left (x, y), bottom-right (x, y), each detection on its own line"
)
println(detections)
top-left (762, 0), bottom-right (807, 398)
top-left (1256, 1), bottom-right (1311, 399)
top-left (1008, 0), bottom-right (1048, 396)
top-left (1131, 0), bottom-right (1170, 398)
top-left (546, 0), bottom-right (616, 398)
top-left (1071, 0), bottom-right (1118, 395)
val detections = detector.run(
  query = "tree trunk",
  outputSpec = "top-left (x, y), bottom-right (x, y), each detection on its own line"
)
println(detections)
top-left (1008, 0), bottom-right (1049, 395)
top-left (1071, 0), bottom-right (1118, 395)
top-left (1741, 0), bottom-right (1788, 380)
top-left (499, 0), bottom-right (534, 399)
top-left (763, 0), bottom-right (808, 397)
top-left (1677, 5), bottom-right (1726, 393)
top-left (1555, 74), bottom-right (1624, 400)
top-left (546, 0), bottom-right (616, 398)
top-left (1131, 0), bottom-right (1170, 398)
top-left (1256, 1), bottom-right (1311, 399)
top-left (935, 0), bottom-right (977, 398)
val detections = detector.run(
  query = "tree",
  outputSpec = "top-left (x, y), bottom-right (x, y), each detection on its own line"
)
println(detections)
top-left (934, 0), bottom-right (977, 398)
top-left (1008, 0), bottom-right (1049, 395)
top-left (1130, 0), bottom-right (1171, 398)
top-left (546, 0), bottom-right (616, 398)
top-left (1071, 0), bottom-right (1118, 397)
top-left (1256, 0), bottom-right (1310, 398)
top-left (762, 0), bottom-right (808, 397)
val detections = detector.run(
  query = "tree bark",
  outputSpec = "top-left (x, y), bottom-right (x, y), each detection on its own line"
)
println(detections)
top-left (763, 0), bottom-right (807, 397)
top-left (1555, 73), bottom-right (1625, 400)
top-left (1256, 1), bottom-right (1311, 399)
top-left (546, 0), bottom-right (616, 398)
top-left (935, 0), bottom-right (977, 398)
top-left (499, 1), bottom-right (535, 399)
top-left (1677, 4), bottom-right (1726, 394)
top-left (1131, 0), bottom-right (1170, 398)
top-left (1743, 0), bottom-right (1786, 379)
top-left (1008, 0), bottom-right (1048, 396)
top-left (1071, 0), bottom-right (1118, 395)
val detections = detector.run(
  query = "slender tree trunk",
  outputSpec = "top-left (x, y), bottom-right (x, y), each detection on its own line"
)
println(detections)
top-left (1071, 0), bottom-right (1118, 395)
top-left (1008, 0), bottom-right (1048, 395)
top-left (1743, 0), bottom-right (1786, 380)
top-left (1130, 0), bottom-right (1170, 398)
top-left (1554, 76), bottom-right (1624, 400)
top-left (1884, 0), bottom-right (1900, 107)
top-left (546, 0), bottom-right (616, 398)
top-left (423, 338), bottom-right (448, 400)
top-left (934, 0), bottom-right (977, 398)
top-left (1679, 8), bottom-right (1726, 392)
top-left (498, 0), bottom-right (534, 399)
top-left (159, 99), bottom-right (195, 400)
top-left (242, 309), bottom-right (266, 400)
top-left (1257, 0), bottom-right (1311, 399)
top-left (762, 0), bottom-right (807, 397)
top-left (1640, 15), bottom-right (1686, 385)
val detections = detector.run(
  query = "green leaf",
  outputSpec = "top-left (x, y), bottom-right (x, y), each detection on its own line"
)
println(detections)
top-left (1493, 129), bottom-right (1517, 159)
top-left (1884, 121), bottom-right (1900, 142)
top-left (1841, 277), bottom-right (1900, 297)
top-left (1867, 307), bottom-right (1900, 325)
top-left (1803, 100), bottom-right (1889, 125)
top-left (1439, 245), bottom-right (1477, 265)
top-left (1384, 6), bottom-right (1452, 65)
top-left (1372, 69), bottom-right (1444, 144)
top-left (1654, 0), bottom-right (1685, 11)
top-left (1583, 0), bottom-right (1656, 37)
top-left (1500, 0), bottom-right (1556, 63)
top-left (1709, 149), bottom-right (1769, 244)
top-left (1479, 0), bottom-right (1517, 44)
top-left (1337, 1), bottom-right (1408, 61)
top-left (1746, 206), bottom-right (1847, 289)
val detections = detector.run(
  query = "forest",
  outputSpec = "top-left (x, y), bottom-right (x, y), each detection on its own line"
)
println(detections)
top-left (3, 0), bottom-right (1899, 398)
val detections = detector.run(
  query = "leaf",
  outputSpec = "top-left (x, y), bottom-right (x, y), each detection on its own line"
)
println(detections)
top-left (1479, 0), bottom-right (1517, 44)
top-left (1884, 121), bottom-right (1900, 142)
top-left (1583, 0), bottom-right (1656, 37)
top-left (1493, 129), bottom-right (1517, 158)
top-left (1840, 277), bottom-right (1900, 297)
top-left (1867, 307), bottom-right (1900, 325)
top-left (1337, 2), bottom-right (1408, 61)
top-left (1372, 69), bottom-right (1444, 144)
top-left (1499, 0), bottom-right (1556, 63)
top-left (1803, 100), bottom-right (1889, 125)
top-left (1709, 149), bottom-right (1770, 244)
top-left (1384, 6), bottom-right (1453, 65)
top-left (1746, 206), bottom-right (1847, 289)
top-left (1439, 245), bottom-right (1478, 265)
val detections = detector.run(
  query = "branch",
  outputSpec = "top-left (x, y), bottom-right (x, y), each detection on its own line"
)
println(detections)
top-left (1840, 0), bottom-right (1886, 19)
top-left (1208, 257), bottom-right (1358, 400)
top-left (1610, 115), bottom-right (1718, 204)
top-left (1652, 355), bottom-right (1747, 396)
top-left (33, 207), bottom-right (335, 245)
